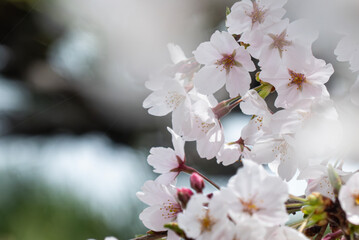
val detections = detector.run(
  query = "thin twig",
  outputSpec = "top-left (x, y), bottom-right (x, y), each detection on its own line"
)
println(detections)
top-left (130, 232), bottom-right (167, 240)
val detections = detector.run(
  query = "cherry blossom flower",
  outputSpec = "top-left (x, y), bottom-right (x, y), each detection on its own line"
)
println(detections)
top-left (226, 0), bottom-right (287, 50)
top-left (177, 194), bottom-right (230, 240)
top-left (339, 172), bottom-right (359, 225)
top-left (136, 180), bottom-right (181, 240)
top-left (184, 96), bottom-right (224, 159)
top-left (260, 56), bottom-right (334, 108)
top-left (215, 159), bottom-right (289, 226)
top-left (299, 164), bottom-right (352, 201)
top-left (143, 78), bottom-right (190, 117)
top-left (193, 30), bottom-right (255, 97)
top-left (252, 19), bottom-right (318, 73)
top-left (216, 121), bottom-right (257, 166)
top-left (147, 127), bottom-right (185, 184)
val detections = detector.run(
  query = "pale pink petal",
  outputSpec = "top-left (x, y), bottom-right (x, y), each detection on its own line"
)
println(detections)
top-left (226, 66), bottom-right (251, 97)
top-left (147, 147), bottom-right (178, 174)
top-left (167, 127), bottom-right (185, 160)
top-left (287, 19), bottom-right (318, 46)
top-left (240, 90), bottom-right (270, 116)
top-left (136, 181), bottom-right (176, 206)
top-left (193, 65), bottom-right (226, 95)
top-left (193, 42), bottom-right (222, 65)
top-left (216, 144), bottom-right (241, 166)
top-left (226, 1), bottom-right (252, 34)
top-left (155, 172), bottom-right (178, 185)
top-left (334, 36), bottom-right (357, 62)
top-left (167, 43), bottom-right (187, 64)
top-left (167, 230), bottom-right (180, 240)
top-left (261, 0), bottom-right (287, 9)
top-left (143, 91), bottom-right (173, 116)
top-left (210, 31), bottom-right (239, 55)
top-left (308, 63), bottom-right (334, 84)
top-left (197, 124), bottom-right (224, 159)
top-left (235, 47), bottom-right (256, 71)
top-left (139, 205), bottom-right (176, 231)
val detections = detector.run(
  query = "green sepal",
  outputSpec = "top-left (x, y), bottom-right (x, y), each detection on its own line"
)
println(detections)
top-left (226, 7), bottom-right (231, 16)
top-left (164, 222), bottom-right (186, 238)
top-left (328, 164), bottom-right (342, 196)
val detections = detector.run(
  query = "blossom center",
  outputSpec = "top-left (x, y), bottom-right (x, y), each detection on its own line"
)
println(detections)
top-left (268, 30), bottom-right (292, 58)
top-left (247, 1), bottom-right (268, 27)
top-left (194, 116), bottom-right (215, 134)
top-left (288, 69), bottom-right (307, 91)
top-left (165, 91), bottom-right (185, 109)
top-left (160, 201), bottom-right (182, 220)
top-left (240, 199), bottom-right (259, 215)
top-left (216, 51), bottom-right (238, 73)
top-left (353, 193), bottom-right (359, 205)
top-left (200, 210), bottom-right (215, 232)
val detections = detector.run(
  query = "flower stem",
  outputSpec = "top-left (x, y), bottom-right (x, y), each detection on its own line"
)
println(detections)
top-left (286, 203), bottom-right (304, 208)
top-left (130, 231), bottom-right (167, 240)
top-left (183, 166), bottom-right (220, 190)
top-left (298, 212), bottom-right (313, 233)
top-left (289, 194), bottom-right (307, 203)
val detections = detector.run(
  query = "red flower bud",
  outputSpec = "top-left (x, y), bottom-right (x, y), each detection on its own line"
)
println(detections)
top-left (177, 188), bottom-right (193, 208)
top-left (190, 172), bottom-right (205, 193)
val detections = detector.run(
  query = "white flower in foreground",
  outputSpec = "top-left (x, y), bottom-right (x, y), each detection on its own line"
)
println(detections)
top-left (147, 127), bottom-right (185, 184)
top-left (136, 180), bottom-right (181, 238)
top-left (334, 34), bottom-right (359, 72)
top-left (193, 31), bottom-right (255, 97)
top-left (261, 56), bottom-right (334, 108)
top-left (217, 160), bottom-right (289, 226)
top-left (229, 219), bottom-right (267, 240)
top-left (267, 226), bottom-right (309, 240)
top-left (177, 194), bottom-right (229, 240)
top-left (339, 172), bottom-right (359, 225)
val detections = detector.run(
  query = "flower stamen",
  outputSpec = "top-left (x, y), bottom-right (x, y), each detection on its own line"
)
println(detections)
top-left (268, 30), bottom-right (292, 58)
top-left (216, 50), bottom-right (239, 73)
top-left (247, 1), bottom-right (268, 27)
top-left (288, 69), bottom-right (307, 91)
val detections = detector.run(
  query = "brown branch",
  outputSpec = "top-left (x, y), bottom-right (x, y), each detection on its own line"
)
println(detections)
top-left (130, 231), bottom-right (167, 240)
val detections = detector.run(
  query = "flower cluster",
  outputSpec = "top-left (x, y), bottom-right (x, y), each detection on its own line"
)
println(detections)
top-left (131, 1), bottom-right (359, 240)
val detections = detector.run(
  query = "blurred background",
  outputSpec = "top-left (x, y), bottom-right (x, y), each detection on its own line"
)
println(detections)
top-left (0, 0), bottom-right (358, 239)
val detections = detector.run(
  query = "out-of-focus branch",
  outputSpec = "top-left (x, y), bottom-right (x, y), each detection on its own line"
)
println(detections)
top-left (130, 231), bottom-right (167, 240)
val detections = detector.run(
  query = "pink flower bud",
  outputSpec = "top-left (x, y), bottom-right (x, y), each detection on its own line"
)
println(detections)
top-left (177, 188), bottom-right (193, 208)
top-left (190, 173), bottom-right (205, 193)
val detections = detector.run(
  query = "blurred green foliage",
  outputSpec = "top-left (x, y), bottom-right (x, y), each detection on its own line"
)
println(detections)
top-left (0, 171), bottom-right (121, 240)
